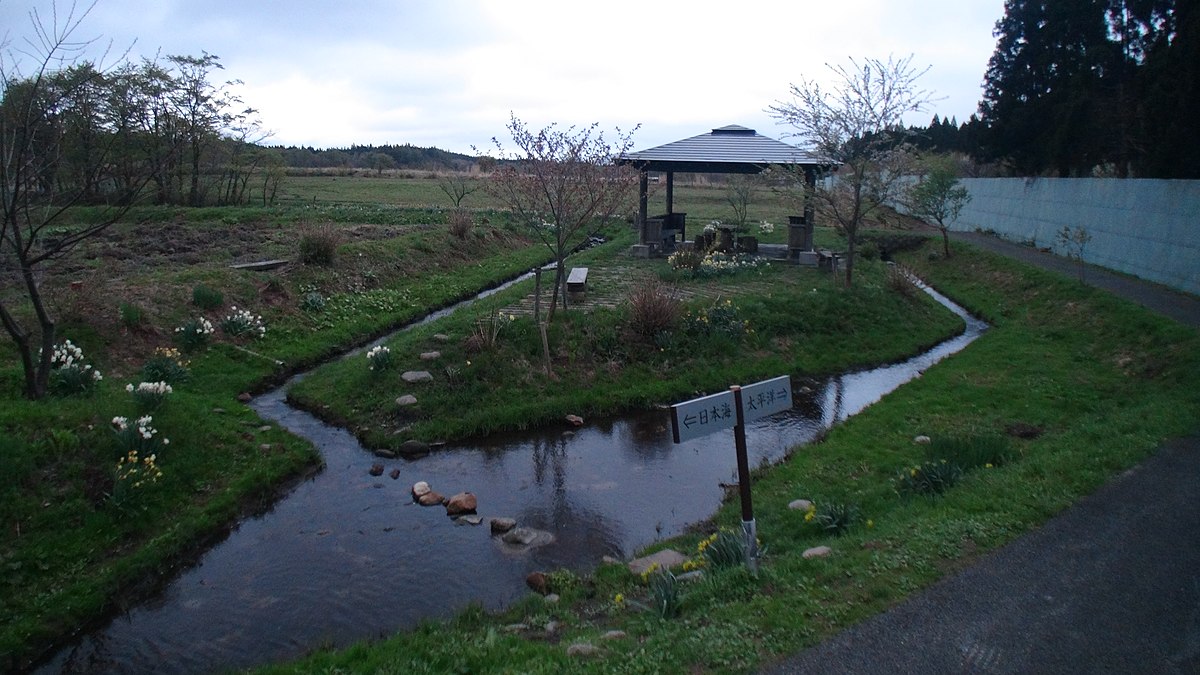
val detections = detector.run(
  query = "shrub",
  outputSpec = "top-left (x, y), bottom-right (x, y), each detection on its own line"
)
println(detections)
top-left (626, 281), bottom-right (681, 339)
top-left (140, 347), bottom-right (190, 384)
top-left (927, 435), bottom-right (1014, 470)
top-left (811, 501), bottom-right (860, 535)
top-left (118, 302), bottom-right (145, 329)
top-left (191, 284), bottom-right (224, 310)
top-left (300, 291), bottom-right (326, 312)
top-left (299, 224), bottom-right (340, 266)
top-left (174, 316), bottom-right (215, 352)
top-left (885, 264), bottom-right (918, 299)
top-left (684, 299), bottom-right (750, 341)
top-left (897, 459), bottom-right (963, 496)
top-left (448, 208), bottom-right (473, 239)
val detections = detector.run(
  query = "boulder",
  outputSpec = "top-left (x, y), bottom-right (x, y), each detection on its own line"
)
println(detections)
top-left (566, 643), bottom-right (600, 658)
top-left (401, 370), bottom-right (433, 383)
top-left (565, 414), bottom-right (584, 427)
top-left (627, 549), bottom-right (688, 576)
top-left (395, 395), bottom-right (418, 407)
top-left (526, 571), bottom-right (549, 594)
top-left (802, 545), bottom-right (833, 559)
top-left (417, 491), bottom-right (444, 506)
top-left (490, 517), bottom-right (517, 534)
top-left (411, 481), bottom-right (431, 497)
top-left (419, 351), bottom-right (441, 361)
top-left (788, 499), bottom-right (814, 512)
top-left (368, 464), bottom-right (384, 477)
top-left (445, 492), bottom-right (478, 515)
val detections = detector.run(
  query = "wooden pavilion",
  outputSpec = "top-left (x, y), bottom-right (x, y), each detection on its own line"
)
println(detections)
top-left (618, 125), bottom-right (831, 260)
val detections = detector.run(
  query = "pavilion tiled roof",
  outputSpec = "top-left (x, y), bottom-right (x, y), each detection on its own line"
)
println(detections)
top-left (620, 125), bottom-right (829, 174)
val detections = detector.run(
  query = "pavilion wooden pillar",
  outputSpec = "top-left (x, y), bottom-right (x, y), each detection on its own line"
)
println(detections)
top-left (803, 167), bottom-right (817, 250)
top-left (665, 172), bottom-right (674, 214)
top-left (638, 171), bottom-right (649, 244)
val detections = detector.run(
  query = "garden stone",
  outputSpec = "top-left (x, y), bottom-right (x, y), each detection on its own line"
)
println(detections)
top-left (501, 527), bottom-right (554, 548)
top-left (389, 469), bottom-right (400, 480)
top-left (455, 515), bottom-right (483, 525)
top-left (259, 444), bottom-right (272, 451)
top-left (601, 555), bottom-right (622, 566)
top-left (411, 481), bottom-right (431, 497)
top-left (419, 351), bottom-right (441, 360)
top-left (445, 492), bottom-right (477, 515)
top-left (545, 621), bottom-right (561, 634)
top-left (212, 407), bottom-right (226, 414)
top-left (417, 491), bottom-right (444, 506)
top-left (677, 570), bottom-right (705, 583)
top-left (373, 448), bottom-right (397, 459)
top-left (432, 333), bottom-right (450, 342)
top-left (544, 593), bottom-right (560, 603)
top-left (398, 440), bottom-right (430, 456)
top-left (788, 499), bottom-right (814, 511)
top-left (490, 517), bottom-right (517, 534)
top-left (369, 464), bottom-right (384, 477)
top-left (627, 549), bottom-right (687, 575)
top-left (565, 414), bottom-right (584, 427)
top-left (803, 545), bottom-right (833, 559)
top-left (914, 435), bottom-right (932, 444)
top-left (395, 395), bottom-right (418, 407)
top-left (566, 640), bottom-right (599, 655)
top-left (402, 370), bottom-right (433, 383)
top-left (236, 392), bottom-right (252, 403)
top-left (600, 630), bottom-right (627, 641)
top-left (526, 571), bottom-right (549, 594)
top-left (258, 425), bottom-right (272, 432)
top-left (503, 623), bottom-right (528, 633)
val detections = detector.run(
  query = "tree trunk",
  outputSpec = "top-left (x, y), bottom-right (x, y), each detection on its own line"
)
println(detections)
top-left (941, 227), bottom-right (951, 257)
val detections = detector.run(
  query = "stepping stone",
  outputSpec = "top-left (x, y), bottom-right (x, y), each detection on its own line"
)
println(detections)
top-left (419, 351), bottom-right (441, 360)
top-left (627, 549), bottom-right (687, 575)
top-left (395, 394), bottom-right (418, 407)
top-left (402, 370), bottom-right (433, 383)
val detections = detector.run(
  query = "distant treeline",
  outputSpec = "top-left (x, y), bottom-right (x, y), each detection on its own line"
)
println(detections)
top-left (271, 144), bottom-right (477, 172)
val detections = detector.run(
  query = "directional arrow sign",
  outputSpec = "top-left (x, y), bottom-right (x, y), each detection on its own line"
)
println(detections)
top-left (738, 375), bottom-right (792, 424)
top-left (670, 390), bottom-right (736, 444)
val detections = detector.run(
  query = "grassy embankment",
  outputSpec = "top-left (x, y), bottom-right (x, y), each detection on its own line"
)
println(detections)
top-left (288, 238), bottom-right (959, 447)
top-left (258, 240), bottom-right (1200, 674)
top-left (0, 202), bottom-right (551, 670)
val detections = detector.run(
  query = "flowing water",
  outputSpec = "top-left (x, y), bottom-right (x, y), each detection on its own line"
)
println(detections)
top-left (39, 280), bottom-right (986, 674)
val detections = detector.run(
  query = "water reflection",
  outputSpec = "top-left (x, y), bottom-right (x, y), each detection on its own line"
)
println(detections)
top-left (37, 281), bottom-right (985, 674)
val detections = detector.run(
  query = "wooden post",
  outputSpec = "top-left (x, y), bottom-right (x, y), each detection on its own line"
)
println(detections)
top-left (533, 267), bottom-right (542, 323)
top-left (666, 171), bottom-right (674, 214)
top-left (804, 167), bottom-right (817, 251)
top-left (730, 385), bottom-right (758, 573)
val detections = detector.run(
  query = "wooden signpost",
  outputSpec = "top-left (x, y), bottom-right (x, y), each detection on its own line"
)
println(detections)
top-left (670, 375), bottom-right (792, 571)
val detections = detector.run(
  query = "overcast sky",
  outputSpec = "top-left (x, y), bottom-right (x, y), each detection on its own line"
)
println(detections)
top-left (1, 0), bottom-right (1004, 155)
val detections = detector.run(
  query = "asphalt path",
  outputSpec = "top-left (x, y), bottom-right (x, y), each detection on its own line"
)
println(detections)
top-left (762, 234), bottom-right (1200, 675)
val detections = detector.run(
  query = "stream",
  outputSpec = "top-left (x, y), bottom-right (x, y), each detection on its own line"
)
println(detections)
top-left (39, 278), bottom-right (987, 674)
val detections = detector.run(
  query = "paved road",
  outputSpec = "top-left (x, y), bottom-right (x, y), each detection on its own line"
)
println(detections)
top-left (763, 235), bottom-right (1200, 675)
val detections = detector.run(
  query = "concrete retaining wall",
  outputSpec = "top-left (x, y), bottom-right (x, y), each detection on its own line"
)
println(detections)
top-left (946, 178), bottom-right (1199, 295)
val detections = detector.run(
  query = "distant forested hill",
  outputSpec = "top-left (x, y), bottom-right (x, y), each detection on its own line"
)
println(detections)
top-left (273, 144), bottom-right (474, 171)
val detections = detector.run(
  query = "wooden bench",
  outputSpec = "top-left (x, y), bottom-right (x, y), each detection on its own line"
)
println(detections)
top-left (567, 267), bottom-right (589, 294)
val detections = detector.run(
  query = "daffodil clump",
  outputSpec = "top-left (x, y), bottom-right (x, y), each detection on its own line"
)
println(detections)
top-left (140, 347), bottom-right (190, 384)
top-left (697, 251), bottom-right (763, 277)
top-left (112, 415), bottom-right (170, 455)
top-left (366, 345), bottom-right (393, 372)
top-left (174, 316), bottom-right (215, 352)
top-left (220, 306), bottom-right (267, 339)
top-left (44, 339), bottom-right (103, 395)
top-left (684, 299), bottom-right (751, 340)
top-left (125, 381), bottom-right (173, 411)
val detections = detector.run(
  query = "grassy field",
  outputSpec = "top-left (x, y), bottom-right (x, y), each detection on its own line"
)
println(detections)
top-left (253, 240), bottom-right (1200, 674)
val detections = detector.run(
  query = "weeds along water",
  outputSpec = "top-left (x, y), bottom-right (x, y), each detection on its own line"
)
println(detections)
top-left (37, 278), bottom-right (985, 675)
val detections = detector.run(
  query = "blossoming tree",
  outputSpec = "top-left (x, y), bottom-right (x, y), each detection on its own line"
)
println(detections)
top-left (483, 114), bottom-right (640, 318)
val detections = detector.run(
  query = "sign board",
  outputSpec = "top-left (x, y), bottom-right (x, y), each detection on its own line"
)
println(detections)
top-left (669, 375), bottom-right (793, 444)
top-left (738, 375), bottom-right (792, 424)
top-left (670, 390), bottom-right (736, 443)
